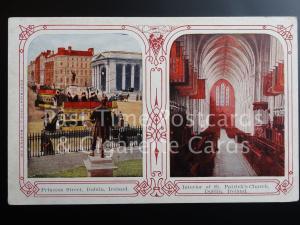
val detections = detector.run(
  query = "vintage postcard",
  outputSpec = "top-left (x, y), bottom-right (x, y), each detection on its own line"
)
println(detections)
top-left (8, 17), bottom-right (299, 204)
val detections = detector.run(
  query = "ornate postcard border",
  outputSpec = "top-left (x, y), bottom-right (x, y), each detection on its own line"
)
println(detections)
top-left (13, 19), bottom-right (298, 202)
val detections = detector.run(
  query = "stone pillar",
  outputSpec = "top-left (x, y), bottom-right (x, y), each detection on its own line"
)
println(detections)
top-left (99, 65), bottom-right (102, 91)
top-left (84, 155), bottom-right (117, 177)
top-left (92, 67), bottom-right (94, 87)
top-left (105, 64), bottom-right (109, 93)
top-left (139, 64), bottom-right (142, 91)
top-left (95, 65), bottom-right (98, 90)
top-left (109, 60), bottom-right (116, 92)
top-left (93, 66), bottom-right (96, 87)
top-left (131, 64), bottom-right (135, 89)
top-left (122, 64), bottom-right (126, 90)
top-left (94, 66), bottom-right (96, 89)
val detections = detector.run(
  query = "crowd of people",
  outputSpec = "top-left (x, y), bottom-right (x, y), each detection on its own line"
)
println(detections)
top-left (49, 88), bottom-right (143, 108)
top-left (42, 107), bottom-right (124, 131)
top-left (52, 90), bottom-right (108, 107)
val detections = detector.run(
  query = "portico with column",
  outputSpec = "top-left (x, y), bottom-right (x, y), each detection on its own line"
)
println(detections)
top-left (91, 51), bottom-right (142, 94)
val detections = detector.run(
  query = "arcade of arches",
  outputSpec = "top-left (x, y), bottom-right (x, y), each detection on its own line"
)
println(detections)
top-left (170, 34), bottom-right (284, 177)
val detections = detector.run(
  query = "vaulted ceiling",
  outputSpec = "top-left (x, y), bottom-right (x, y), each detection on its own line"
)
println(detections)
top-left (198, 35), bottom-right (257, 90)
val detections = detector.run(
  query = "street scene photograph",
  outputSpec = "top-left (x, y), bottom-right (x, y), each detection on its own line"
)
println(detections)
top-left (27, 33), bottom-right (143, 177)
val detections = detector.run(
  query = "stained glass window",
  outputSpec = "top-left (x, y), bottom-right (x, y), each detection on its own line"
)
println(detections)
top-left (226, 86), bottom-right (230, 106)
top-left (216, 82), bottom-right (230, 107)
top-left (220, 83), bottom-right (225, 106)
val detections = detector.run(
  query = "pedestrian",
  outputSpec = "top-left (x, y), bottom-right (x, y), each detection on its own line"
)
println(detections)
top-left (42, 112), bottom-right (50, 129)
top-left (113, 111), bottom-right (119, 127)
top-left (41, 132), bottom-right (54, 155)
top-left (67, 92), bottom-right (72, 102)
top-left (52, 96), bottom-right (57, 107)
top-left (119, 111), bottom-right (124, 127)
top-left (89, 92), bottom-right (99, 101)
top-left (55, 90), bottom-right (62, 106)
top-left (73, 94), bottom-right (79, 102)
top-left (90, 106), bottom-right (112, 157)
top-left (101, 94), bottom-right (108, 106)
top-left (81, 92), bottom-right (87, 101)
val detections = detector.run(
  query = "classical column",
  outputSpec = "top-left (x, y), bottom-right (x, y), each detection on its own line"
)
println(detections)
top-left (92, 67), bottom-right (94, 87)
top-left (131, 64), bottom-right (135, 89)
top-left (122, 64), bottom-right (126, 90)
top-left (92, 66), bottom-right (96, 87)
top-left (139, 64), bottom-right (142, 91)
top-left (105, 64), bottom-right (109, 93)
top-left (94, 66), bottom-right (97, 87)
top-left (109, 61), bottom-right (116, 92)
top-left (94, 65), bottom-right (97, 89)
top-left (95, 65), bottom-right (98, 89)
top-left (97, 65), bottom-right (100, 90)
top-left (94, 65), bottom-right (97, 88)
top-left (99, 65), bottom-right (102, 90)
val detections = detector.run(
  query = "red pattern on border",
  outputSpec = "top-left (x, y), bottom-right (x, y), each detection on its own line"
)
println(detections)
top-left (17, 23), bottom-right (295, 198)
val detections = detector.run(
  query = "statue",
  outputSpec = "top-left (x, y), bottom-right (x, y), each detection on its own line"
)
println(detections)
top-left (90, 106), bottom-right (112, 157)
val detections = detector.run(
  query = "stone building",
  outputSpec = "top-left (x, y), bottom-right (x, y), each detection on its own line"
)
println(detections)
top-left (27, 60), bottom-right (35, 86)
top-left (34, 50), bottom-right (51, 85)
top-left (91, 51), bottom-right (142, 93)
top-left (28, 46), bottom-right (94, 88)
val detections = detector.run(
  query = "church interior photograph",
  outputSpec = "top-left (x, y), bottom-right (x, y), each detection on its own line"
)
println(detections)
top-left (169, 34), bottom-right (285, 177)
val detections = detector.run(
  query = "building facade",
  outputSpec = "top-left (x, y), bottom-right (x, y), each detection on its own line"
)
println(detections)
top-left (34, 50), bottom-right (51, 85)
top-left (91, 51), bottom-right (142, 93)
top-left (28, 46), bottom-right (94, 88)
top-left (27, 60), bottom-right (35, 86)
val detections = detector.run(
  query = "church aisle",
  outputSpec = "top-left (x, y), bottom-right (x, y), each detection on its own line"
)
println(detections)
top-left (213, 129), bottom-right (256, 177)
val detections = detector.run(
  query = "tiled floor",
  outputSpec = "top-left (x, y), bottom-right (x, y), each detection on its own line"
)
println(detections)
top-left (213, 129), bottom-right (256, 177)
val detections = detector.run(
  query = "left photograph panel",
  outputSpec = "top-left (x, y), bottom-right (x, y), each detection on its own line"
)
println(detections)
top-left (27, 33), bottom-right (143, 178)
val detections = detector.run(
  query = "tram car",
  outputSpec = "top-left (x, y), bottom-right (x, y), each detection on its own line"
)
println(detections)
top-left (35, 89), bottom-right (58, 109)
top-left (57, 101), bottom-right (101, 131)
top-left (56, 100), bottom-right (118, 131)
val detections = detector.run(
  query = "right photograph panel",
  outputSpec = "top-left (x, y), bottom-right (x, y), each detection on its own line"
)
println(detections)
top-left (169, 34), bottom-right (285, 177)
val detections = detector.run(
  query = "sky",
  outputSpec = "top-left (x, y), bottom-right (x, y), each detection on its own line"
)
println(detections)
top-left (28, 33), bottom-right (142, 62)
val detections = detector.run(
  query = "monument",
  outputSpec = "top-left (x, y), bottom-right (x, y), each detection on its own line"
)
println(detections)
top-left (83, 100), bottom-right (117, 177)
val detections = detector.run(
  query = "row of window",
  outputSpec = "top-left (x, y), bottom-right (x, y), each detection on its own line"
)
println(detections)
top-left (56, 62), bottom-right (90, 68)
top-left (55, 56), bottom-right (91, 62)
top-left (55, 69), bottom-right (91, 75)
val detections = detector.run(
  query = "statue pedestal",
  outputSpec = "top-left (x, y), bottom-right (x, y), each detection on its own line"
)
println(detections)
top-left (84, 155), bottom-right (117, 177)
